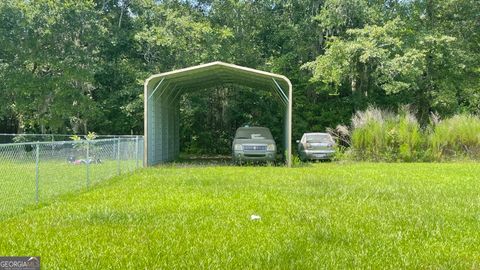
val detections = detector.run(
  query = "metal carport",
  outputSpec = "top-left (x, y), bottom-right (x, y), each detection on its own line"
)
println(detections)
top-left (144, 61), bottom-right (293, 167)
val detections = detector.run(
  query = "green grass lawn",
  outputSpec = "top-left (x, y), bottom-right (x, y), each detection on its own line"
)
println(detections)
top-left (1, 163), bottom-right (480, 269)
top-left (0, 160), bottom-right (138, 220)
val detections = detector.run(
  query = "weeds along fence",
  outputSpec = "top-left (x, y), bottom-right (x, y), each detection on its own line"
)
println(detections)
top-left (0, 136), bottom-right (144, 220)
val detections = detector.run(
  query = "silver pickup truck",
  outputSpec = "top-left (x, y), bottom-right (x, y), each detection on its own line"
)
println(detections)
top-left (232, 126), bottom-right (276, 163)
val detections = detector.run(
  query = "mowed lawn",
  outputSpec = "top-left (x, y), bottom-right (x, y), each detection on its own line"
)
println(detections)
top-left (1, 163), bottom-right (480, 269)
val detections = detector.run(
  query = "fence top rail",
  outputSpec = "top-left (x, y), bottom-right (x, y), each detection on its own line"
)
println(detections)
top-left (0, 133), bottom-right (143, 138)
top-left (0, 137), bottom-right (142, 148)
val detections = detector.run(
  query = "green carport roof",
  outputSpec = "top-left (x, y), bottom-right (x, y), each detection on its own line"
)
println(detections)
top-left (145, 61), bottom-right (291, 106)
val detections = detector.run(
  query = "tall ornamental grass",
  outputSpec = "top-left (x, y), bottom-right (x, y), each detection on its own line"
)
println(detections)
top-left (396, 112), bottom-right (424, 161)
top-left (350, 107), bottom-right (424, 161)
top-left (430, 114), bottom-right (480, 160)
top-left (343, 108), bottom-right (480, 162)
top-left (350, 108), bottom-right (389, 160)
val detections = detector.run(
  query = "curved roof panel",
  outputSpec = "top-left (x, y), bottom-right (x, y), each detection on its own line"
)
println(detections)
top-left (145, 61), bottom-right (291, 104)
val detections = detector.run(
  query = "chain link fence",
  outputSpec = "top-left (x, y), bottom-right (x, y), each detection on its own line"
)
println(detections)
top-left (0, 136), bottom-right (144, 220)
top-left (0, 133), bottom-right (139, 144)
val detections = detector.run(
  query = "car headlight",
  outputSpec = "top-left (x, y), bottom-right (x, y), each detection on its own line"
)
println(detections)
top-left (267, 144), bottom-right (276, 151)
top-left (234, 144), bottom-right (243, 151)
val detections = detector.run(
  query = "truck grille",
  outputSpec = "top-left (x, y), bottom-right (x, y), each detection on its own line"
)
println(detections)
top-left (243, 145), bottom-right (267, 151)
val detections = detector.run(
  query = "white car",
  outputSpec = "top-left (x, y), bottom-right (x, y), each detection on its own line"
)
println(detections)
top-left (297, 133), bottom-right (335, 161)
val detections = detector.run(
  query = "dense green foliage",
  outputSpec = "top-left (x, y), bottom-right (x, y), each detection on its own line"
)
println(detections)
top-left (0, 0), bottom-right (478, 153)
top-left (344, 107), bottom-right (480, 161)
top-left (2, 163), bottom-right (480, 268)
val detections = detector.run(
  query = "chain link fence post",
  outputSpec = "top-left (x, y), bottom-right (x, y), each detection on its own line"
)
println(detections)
top-left (86, 140), bottom-right (90, 188)
top-left (117, 137), bottom-right (121, 175)
top-left (135, 136), bottom-right (139, 169)
top-left (35, 142), bottom-right (40, 204)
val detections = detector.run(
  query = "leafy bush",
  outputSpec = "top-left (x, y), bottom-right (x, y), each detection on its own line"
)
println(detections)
top-left (430, 114), bottom-right (480, 160)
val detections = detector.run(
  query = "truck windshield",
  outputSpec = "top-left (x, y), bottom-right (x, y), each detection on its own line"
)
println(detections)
top-left (235, 128), bottom-right (273, 140)
top-left (306, 134), bottom-right (332, 143)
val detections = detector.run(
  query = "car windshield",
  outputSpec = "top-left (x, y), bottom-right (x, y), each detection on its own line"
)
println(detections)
top-left (306, 134), bottom-right (332, 143)
top-left (235, 128), bottom-right (273, 140)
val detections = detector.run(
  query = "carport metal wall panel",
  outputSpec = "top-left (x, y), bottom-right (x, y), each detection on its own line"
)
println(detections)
top-left (144, 62), bottom-right (293, 167)
top-left (174, 98), bottom-right (180, 157)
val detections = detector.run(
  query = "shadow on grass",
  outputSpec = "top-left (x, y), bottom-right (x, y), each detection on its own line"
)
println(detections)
top-left (155, 154), bottom-right (331, 168)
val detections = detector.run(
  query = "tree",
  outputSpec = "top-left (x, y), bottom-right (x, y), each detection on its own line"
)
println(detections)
top-left (0, 0), bottom-right (103, 133)
top-left (305, 0), bottom-right (479, 124)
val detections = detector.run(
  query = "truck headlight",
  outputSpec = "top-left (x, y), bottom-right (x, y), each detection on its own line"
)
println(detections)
top-left (267, 144), bottom-right (276, 151)
top-left (234, 144), bottom-right (243, 151)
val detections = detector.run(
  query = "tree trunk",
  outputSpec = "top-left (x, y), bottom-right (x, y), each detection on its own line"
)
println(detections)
top-left (416, 0), bottom-right (436, 125)
top-left (16, 114), bottom-right (24, 134)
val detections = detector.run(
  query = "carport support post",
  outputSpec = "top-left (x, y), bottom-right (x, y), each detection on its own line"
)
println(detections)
top-left (287, 82), bottom-right (293, 167)
top-left (35, 142), bottom-right (39, 204)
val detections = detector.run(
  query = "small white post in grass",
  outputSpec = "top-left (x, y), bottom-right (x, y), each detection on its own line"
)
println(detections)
top-left (250, 214), bottom-right (261, 221)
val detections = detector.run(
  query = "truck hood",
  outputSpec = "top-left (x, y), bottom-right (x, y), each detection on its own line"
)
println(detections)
top-left (233, 139), bottom-right (276, 145)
